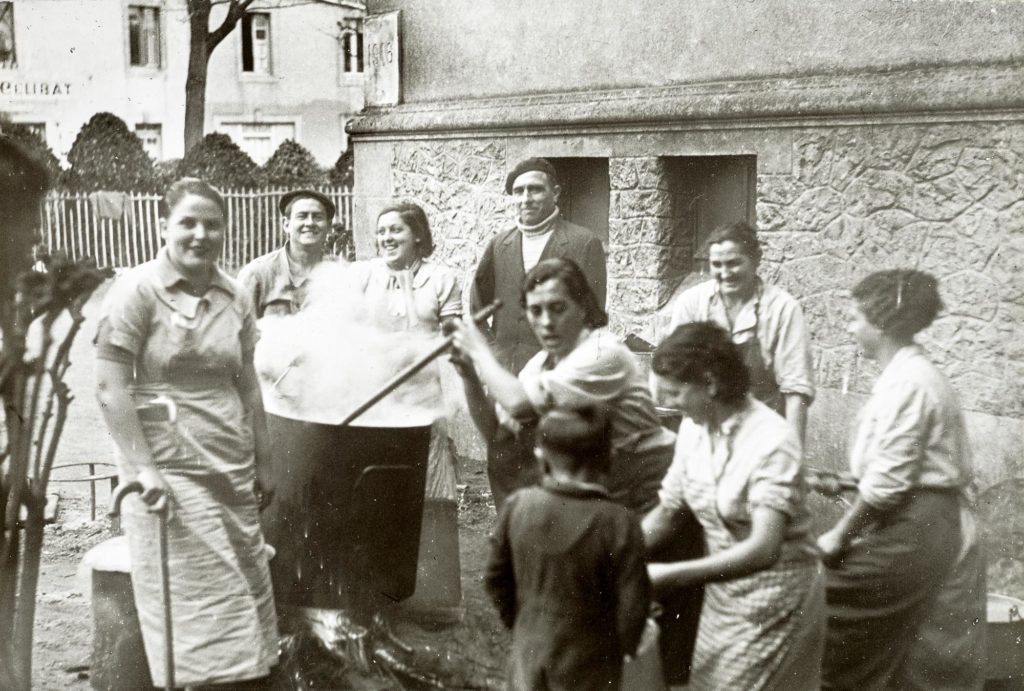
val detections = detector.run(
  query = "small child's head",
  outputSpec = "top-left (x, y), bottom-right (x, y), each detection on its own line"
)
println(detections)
top-left (535, 406), bottom-right (612, 479)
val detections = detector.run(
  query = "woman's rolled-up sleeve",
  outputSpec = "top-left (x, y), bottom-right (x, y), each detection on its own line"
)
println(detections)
top-left (856, 381), bottom-right (928, 511)
top-left (436, 269), bottom-right (463, 319)
top-left (519, 335), bottom-right (629, 412)
top-left (657, 454), bottom-right (689, 513)
top-left (657, 424), bottom-right (695, 513)
top-left (95, 276), bottom-right (150, 359)
top-left (771, 296), bottom-right (815, 401)
top-left (748, 436), bottom-right (804, 518)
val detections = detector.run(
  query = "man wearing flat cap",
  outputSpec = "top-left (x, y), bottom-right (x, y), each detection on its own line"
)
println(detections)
top-left (238, 189), bottom-right (336, 318)
top-left (471, 157), bottom-right (607, 373)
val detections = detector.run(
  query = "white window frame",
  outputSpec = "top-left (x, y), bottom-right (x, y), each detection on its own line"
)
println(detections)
top-left (340, 20), bottom-right (363, 76)
top-left (127, 4), bottom-right (162, 70)
top-left (214, 118), bottom-right (296, 166)
top-left (240, 11), bottom-right (273, 77)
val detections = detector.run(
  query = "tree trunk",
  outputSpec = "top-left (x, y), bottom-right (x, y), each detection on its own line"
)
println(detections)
top-left (183, 1), bottom-right (212, 155)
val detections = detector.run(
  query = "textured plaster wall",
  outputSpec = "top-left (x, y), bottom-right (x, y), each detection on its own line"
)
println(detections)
top-left (756, 123), bottom-right (1024, 422)
top-left (371, 121), bottom-right (1024, 590)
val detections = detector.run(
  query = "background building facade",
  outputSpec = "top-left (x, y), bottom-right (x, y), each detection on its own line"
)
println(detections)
top-left (1, 0), bottom-right (365, 165)
top-left (349, 1), bottom-right (1024, 585)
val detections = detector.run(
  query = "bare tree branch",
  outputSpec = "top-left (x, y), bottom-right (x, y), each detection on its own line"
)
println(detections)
top-left (209, 0), bottom-right (257, 52)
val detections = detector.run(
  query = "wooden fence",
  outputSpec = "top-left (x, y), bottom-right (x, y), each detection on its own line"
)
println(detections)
top-left (39, 185), bottom-right (353, 272)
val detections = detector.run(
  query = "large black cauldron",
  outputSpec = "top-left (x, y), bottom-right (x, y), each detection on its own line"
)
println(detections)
top-left (261, 414), bottom-right (431, 611)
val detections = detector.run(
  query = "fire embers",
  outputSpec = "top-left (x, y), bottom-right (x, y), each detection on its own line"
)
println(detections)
top-left (274, 608), bottom-right (455, 690)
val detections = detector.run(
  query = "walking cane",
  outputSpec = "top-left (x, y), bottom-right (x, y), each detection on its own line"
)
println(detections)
top-left (110, 481), bottom-right (174, 690)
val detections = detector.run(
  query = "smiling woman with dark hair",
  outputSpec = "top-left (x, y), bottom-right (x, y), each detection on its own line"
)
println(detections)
top-left (452, 258), bottom-right (674, 513)
top-left (350, 200), bottom-right (464, 616)
top-left (669, 220), bottom-right (814, 443)
top-left (643, 321), bottom-right (824, 690)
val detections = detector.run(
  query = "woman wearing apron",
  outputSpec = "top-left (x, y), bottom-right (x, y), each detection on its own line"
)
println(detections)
top-left (818, 269), bottom-right (985, 689)
top-left (644, 321), bottom-right (825, 690)
top-left (669, 221), bottom-right (814, 443)
top-left (354, 202), bottom-right (464, 616)
top-left (95, 178), bottom-right (278, 688)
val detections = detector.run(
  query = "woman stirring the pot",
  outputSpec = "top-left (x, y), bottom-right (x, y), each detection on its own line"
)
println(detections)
top-left (818, 269), bottom-right (985, 689)
top-left (451, 257), bottom-right (674, 514)
top-left (669, 221), bottom-right (814, 443)
top-left (95, 178), bottom-right (278, 689)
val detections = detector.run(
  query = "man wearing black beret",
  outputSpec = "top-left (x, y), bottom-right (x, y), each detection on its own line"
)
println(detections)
top-left (470, 157), bottom-right (607, 374)
top-left (238, 189), bottom-right (336, 317)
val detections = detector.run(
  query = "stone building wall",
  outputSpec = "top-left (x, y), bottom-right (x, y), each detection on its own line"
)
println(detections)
top-left (757, 123), bottom-right (1024, 422)
top-left (369, 118), bottom-right (1024, 589)
top-left (606, 157), bottom-right (693, 341)
top-left (385, 123), bottom-right (1024, 424)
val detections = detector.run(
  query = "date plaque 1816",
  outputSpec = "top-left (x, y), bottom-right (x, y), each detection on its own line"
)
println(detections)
top-left (364, 11), bottom-right (401, 107)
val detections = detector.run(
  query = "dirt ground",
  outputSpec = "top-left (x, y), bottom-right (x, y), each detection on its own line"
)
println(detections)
top-left (30, 284), bottom-right (510, 690)
top-left (32, 477), bottom-right (508, 691)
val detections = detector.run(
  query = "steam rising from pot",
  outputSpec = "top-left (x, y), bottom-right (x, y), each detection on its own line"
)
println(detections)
top-left (254, 261), bottom-right (443, 427)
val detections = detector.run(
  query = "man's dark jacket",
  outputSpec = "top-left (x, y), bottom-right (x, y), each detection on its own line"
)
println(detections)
top-left (470, 217), bottom-right (606, 374)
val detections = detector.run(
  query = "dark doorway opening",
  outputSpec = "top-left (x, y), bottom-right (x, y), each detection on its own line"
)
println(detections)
top-left (547, 157), bottom-right (610, 247)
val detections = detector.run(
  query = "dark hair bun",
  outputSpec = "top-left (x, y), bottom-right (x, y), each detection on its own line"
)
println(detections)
top-left (852, 269), bottom-right (942, 339)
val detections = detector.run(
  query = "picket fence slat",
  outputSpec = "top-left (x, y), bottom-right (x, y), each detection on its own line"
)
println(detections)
top-left (40, 186), bottom-right (353, 272)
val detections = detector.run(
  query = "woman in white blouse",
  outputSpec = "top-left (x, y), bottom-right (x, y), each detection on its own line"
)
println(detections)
top-left (818, 269), bottom-right (985, 689)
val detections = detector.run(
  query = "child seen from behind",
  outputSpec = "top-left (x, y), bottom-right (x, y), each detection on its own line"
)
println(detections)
top-left (484, 406), bottom-right (651, 690)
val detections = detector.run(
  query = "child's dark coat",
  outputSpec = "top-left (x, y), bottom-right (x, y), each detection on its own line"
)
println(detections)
top-left (485, 479), bottom-right (651, 690)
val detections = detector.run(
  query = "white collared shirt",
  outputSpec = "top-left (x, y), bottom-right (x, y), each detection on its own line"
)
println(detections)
top-left (851, 345), bottom-right (972, 510)
top-left (669, 278), bottom-right (815, 400)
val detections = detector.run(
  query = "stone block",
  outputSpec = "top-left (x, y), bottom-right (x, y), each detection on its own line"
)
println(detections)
top-left (899, 174), bottom-right (975, 222)
top-left (607, 311), bottom-right (656, 344)
top-left (842, 169), bottom-right (913, 218)
top-left (865, 208), bottom-right (919, 234)
top-left (951, 368), bottom-right (1015, 417)
top-left (907, 141), bottom-right (965, 182)
top-left (618, 189), bottom-right (672, 219)
top-left (814, 344), bottom-right (862, 392)
top-left (757, 174), bottom-right (805, 207)
top-left (625, 243), bottom-right (691, 281)
top-left (976, 150), bottom-right (1024, 211)
top-left (776, 253), bottom-right (853, 299)
top-left (940, 270), bottom-right (1000, 322)
top-left (801, 292), bottom-right (853, 349)
top-left (953, 147), bottom-right (998, 195)
top-left (994, 303), bottom-right (1024, 360)
top-left (775, 231), bottom-right (825, 264)
top-left (918, 228), bottom-right (990, 275)
top-left (608, 218), bottom-right (644, 245)
top-left (795, 133), bottom-right (835, 186)
top-left (828, 130), bottom-right (873, 189)
top-left (757, 201), bottom-right (787, 232)
top-left (609, 158), bottom-right (639, 190)
top-left (916, 125), bottom-right (973, 152)
top-left (611, 277), bottom-right (663, 313)
top-left (788, 187), bottom-right (843, 233)
top-left (635, 157), bottom-right (669, 190)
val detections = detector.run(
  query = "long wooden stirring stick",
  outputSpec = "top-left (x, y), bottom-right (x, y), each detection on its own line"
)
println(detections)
top-left (335, 300), bottom-right (502, 427)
